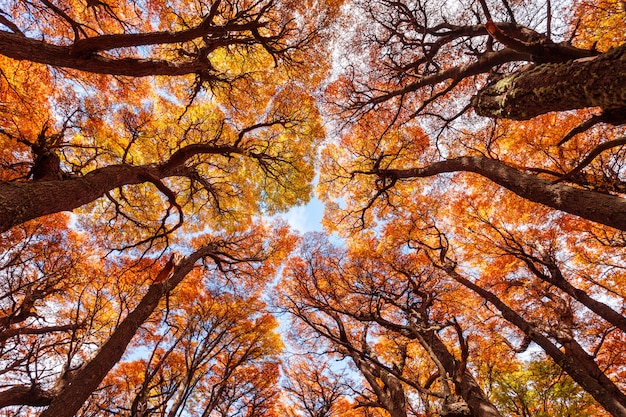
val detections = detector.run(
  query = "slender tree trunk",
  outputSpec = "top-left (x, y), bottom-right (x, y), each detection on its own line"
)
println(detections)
top-left (383, 155), bottom-right (626, 231)
top-left (417, 329), bottom-right (502, 417)
top-left (472, 44), bottom-right (626, 120)
top-left (528, 261), bottom-right (626, 332)
top-left (444, 266), bottom-right (626, 417)
top-left (552, 280), bottom-right (626, 333)
top-left (360, 312), bottom-right (501, 416)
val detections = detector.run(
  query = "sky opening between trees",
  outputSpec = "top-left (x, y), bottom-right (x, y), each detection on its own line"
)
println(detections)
top-left (0, 0), bottom-right (624, 416)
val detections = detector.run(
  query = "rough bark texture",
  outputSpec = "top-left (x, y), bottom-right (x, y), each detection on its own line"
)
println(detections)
top-left (0, 31), bottom-right (211, 77)
top-left (350, 354), bottom-right (408, 417)
top-left (382, 155), bottom-right (626, 231)
top-left (0, 384), bottom-right (56, 408)
top-left (445, 266), bottom-right (626, 417)
top-left (418, 330), bottom-right (502, 417)
top-left (472, 44), bottom-right (626, 120)
top-left (38, 249), bottom-right (206, 417)
top-left (0, 165), bottom-right (150, 232)
top-left (363, 311), bottom-right (501, 416)
top-left (0, 144), bottom-right (239, 233)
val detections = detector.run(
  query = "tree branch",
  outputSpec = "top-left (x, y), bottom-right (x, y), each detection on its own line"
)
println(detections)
top-left (367, 155), bottom-right (626, 231)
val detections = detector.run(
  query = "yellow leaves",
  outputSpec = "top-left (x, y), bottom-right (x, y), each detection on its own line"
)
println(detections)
top-left (570, 0), bottom-right (626, 51)
top-left (71, 81), bottom-right (323, 242)
top-left (487, 356), bottom-right (606, 417)
top-left (0, 1), bottom-right (329, 255)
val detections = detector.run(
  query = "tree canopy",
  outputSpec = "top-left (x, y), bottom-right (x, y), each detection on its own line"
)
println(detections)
top-left (0, 0), bottom-right (624, 416)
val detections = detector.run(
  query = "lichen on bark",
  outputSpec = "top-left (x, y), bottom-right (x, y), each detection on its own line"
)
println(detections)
top-left (472, 43), bottom-right (626, 120)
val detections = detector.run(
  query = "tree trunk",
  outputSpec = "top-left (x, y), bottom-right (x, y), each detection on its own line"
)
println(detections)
top-left (38, 249), bottom-right (208, 417)
top-left (351, 355), bottom-right (408, 417)
top-left (0, 144), bottom-right (237, 233)
top-left (0, 7), bottom-right (242, 78)
top-left (417, 329), bottom-right (502, 417)
top-left (364, 310), bottom-right (502, 416)
top-left (383, 155), bottom-right (626, 231)
top-left (530, 261), bottom-right (626, 332)
top-left (0, 165), bottom-right (150, 233)
top-left (444, 266), bottom-right (626, 417)
top-left (0, 384), bottom-right (55, 408)
top-left (472, 44), bottom-right (626, 120)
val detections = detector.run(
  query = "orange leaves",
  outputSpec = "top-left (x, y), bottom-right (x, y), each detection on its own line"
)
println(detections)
top-left (1, 0), bottom-right (625, 415)
top-left (570, 0), bottom-right (626, 51)
top-left (319, 108), bottom-right (432, 232)
top-left (0, 0), bottom-right (327, 250)
top-left (93, 283), bottom-right (284, 416)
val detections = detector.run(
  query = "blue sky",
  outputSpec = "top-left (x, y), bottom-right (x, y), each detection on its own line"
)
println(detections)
top-left (279, 195), bottom-right (325, 233)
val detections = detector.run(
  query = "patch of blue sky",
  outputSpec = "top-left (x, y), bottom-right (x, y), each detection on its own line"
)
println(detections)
top-left (278, 195), bottom-right (325, 233)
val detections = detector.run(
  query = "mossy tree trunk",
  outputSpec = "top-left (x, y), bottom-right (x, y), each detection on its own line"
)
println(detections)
top-left (472, 44), bottom-right (626, 120)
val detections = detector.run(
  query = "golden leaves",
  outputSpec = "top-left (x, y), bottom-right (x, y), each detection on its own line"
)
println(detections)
top-left (570, 0), bottom-right (626, 51)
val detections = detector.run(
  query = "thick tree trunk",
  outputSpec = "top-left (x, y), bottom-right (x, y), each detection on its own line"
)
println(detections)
top-left (38, 248), bottom-right (207, 417)
top-left (0, 144), bottom-right (237, 233)
top-left (383, 155), bottom-right (626, 231)
top-left (0, 384), bottom-right (55, 408)
top-left (0, 30), bottom-right (210, 76)
top-left (351, 354), bottom-right (408, 417)
top-left (0, 165), bottom-right (150, 233)
top-left (445, 266), bottom-right (626, 417)
top-left (472, 44), bottom-right (626, 120)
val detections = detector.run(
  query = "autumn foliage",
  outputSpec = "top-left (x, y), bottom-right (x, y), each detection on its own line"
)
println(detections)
top-left (0, 0), bottom-right (625, 416)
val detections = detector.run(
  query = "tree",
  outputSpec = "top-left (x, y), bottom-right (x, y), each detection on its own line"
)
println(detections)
top-left (487, 356), bottom-right (601, 417)
top-left (2, 0), bottom-right (626, 415)
top-left (0, 0), bottom-right (306, 77)
top-left (0, 0), bottom-right (326, 235)
top-left (281, 233), bottom-right (504, 417)
top-left (281, 358), bottom-right (351, 417)
top-left (323, 0), bottom-right (626, 230)
top-left (0, 1), bottom-right (326, 414)
top-left (319, 3), bottom-right (626, 413)
top-left (0, 221), bottom-right (293, 417)
top-left (83, 289), bottom-right (283, 417)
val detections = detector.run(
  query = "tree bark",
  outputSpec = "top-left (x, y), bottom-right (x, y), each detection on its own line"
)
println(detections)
top-left (0, 384), bottom-right (55, 408)
top-left (37, 248), bottom-right (208, 417)
top-left (472, 44), bottom-right (626, 120)
top-left (523, 258), bottom-right (626, 333)
top-left (0, 4), bottom-right (270, 78)
top-left (350, 354), bottom-right (408, 417)
top-left (0, 165), bottom-right (152, 233)
top-left (417, 329), bottom-right (501, 417)
top-left (444, 266), bottom-right (626, 417)
top-left (380, 155), bottom-right (626, 231)
top-left (329, 314), bottom-right (408, 417)
top-left (0, 144), bottom-right (239, 233)
top-left (0, 31), bottom-right (212, 77)
top-left (356, 310), bottom-right (501, 416)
